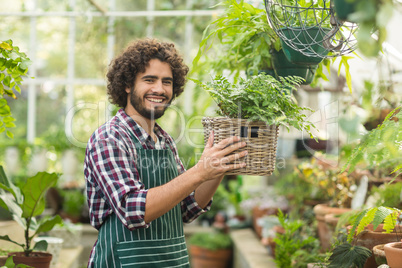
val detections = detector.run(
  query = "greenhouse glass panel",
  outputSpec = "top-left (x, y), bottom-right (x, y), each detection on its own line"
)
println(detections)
top-left (36, 17), bottom-right (69, 77)
top-left (75, 17), bottom-right (109, 79)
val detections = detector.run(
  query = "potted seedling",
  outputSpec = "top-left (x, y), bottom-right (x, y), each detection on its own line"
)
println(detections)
top-left (0, 165), bottom-right (62, 268)
top-left (188, 231), bottom-right (233, 268)
top-left (193, 73), bottom-right (317, 176)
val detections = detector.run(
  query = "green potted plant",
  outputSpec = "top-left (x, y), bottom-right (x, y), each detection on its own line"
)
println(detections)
top-left (327, 206), bottom-right (401, 268)
top-left (342, 107), bottom-right (402, 181)
top-left (193, 73), bottom-right (317, 176)
top-left (264, 0), bottom-right (358, 92)
top-left (188, 231), bottom-right (233, 268)
top-left (322, 106), bottom-right (402, 268)
top-left (0, 165), bottom-right (62, 268)
top-left (266, 0), bottom-right (334, 63)
top-left (273, 210), bottom-right (323, 268)
top-left (58, 188), bottom-right (86, 223)
top-left (193, 0), bottom-right (330, 85)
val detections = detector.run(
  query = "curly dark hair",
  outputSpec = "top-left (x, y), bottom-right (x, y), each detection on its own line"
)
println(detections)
top-left (106, 38), bottom-right (189, 108)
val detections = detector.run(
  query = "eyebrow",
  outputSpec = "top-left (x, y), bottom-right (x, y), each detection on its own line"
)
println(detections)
top-left (141, 75), bottom-right (173, 82)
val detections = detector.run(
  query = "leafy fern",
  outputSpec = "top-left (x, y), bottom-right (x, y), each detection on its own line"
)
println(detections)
top-left (192, 73), bottom-right (317, 138)
top-left (342, 106), bottom-right (402, 177)
top-left (347, 206), bottom-right (400, 243)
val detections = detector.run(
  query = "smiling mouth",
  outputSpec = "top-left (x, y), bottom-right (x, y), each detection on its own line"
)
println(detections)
top-left (146, 97), bottom-right (163, 103)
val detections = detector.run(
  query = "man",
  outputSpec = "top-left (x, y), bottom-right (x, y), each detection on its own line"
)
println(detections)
top-left (84, 38), bottom-right (247, 267)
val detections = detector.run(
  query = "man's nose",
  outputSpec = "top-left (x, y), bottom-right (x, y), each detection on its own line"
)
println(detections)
top-left (152, 80), bottom-right (165, 93)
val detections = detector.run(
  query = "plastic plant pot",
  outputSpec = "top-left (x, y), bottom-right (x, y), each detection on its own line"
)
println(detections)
top-left (280, 27), bottom-right (331, 66)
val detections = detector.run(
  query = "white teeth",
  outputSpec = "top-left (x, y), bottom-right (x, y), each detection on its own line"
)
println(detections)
top-left (147, 98), bottom-right (163, 103)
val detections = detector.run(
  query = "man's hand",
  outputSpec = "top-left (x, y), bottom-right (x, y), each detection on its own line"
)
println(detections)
top-left (195, 131), bottom-right (247, 181)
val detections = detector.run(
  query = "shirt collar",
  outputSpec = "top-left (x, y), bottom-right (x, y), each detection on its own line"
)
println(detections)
top-left (116, 108), bottom-right (168, 147)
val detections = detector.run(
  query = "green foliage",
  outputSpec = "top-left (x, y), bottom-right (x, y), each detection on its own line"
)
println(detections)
top-left (192, 0), bottom-right (280, 78)
top-left (328, 242), bottom-right (372, 268)
top-left (0, 40), bottom-right (31, 139)
top-left (0, 165), bottom-right (62, 256)
top-left (342, 107), bottom-right (402, 177)
top-left (227, 176), bottom-right (244, 216)
top-left (347, 206), bottom-right (400, 243)
top-left (192, 73), bottom-right (317, 137)
top-left (270, 0), bottom-right (333, 28)
top-left (191, 0), bottom-right (355, 91)
top-left (346, 0), bottom-right (396, 57)
top-left (60, 188), bottom-right (85, 218)
top-left (369, 182), bottom-right (402, 207)
top-left (188, 231), bottom-right (232, 250)
top-left (273, 210), bottom-right (321, 268)
top-left (273, 161), bottom-right (330, 209)
top-left (0, 255), bottom-right (31, 268)
top-left (195, 183), bottom-right (230, 223)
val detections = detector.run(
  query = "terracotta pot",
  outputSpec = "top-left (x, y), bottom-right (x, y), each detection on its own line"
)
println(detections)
top-left (189, 245), bottom-right (232, 268)
top-left (313, 204), bottom-right (352, 251)
top-left (0, 256), bottom-right (7, 266)
top-left (263, 225), bottom-right (285, 258)
top-left (307, 263), bottom-right (327, 268)
top-left (384, 242), bottom-right (402, 268)
top-left (8, 252), bottom-right (52, 268)
top-left (351, 224), bottom-right (400, 268)
top-left (373, 244), bottom-right (387, 266)
top-left (252, 206), bottom-right (279, 239)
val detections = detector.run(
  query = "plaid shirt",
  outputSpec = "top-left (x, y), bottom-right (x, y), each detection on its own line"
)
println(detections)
top-left (84, 109), bottom-right (210, 230)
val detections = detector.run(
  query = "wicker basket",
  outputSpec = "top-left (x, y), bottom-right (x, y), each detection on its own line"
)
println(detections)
top-left (201, 117), bottom-right (279, 176)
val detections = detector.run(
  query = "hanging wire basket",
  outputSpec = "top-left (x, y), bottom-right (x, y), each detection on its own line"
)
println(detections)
top-left (264, 0), bottom-right (358, 61)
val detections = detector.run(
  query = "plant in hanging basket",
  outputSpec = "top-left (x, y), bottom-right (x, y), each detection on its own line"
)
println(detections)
top-left (192, 0), bottom-right (332, 86)
top-left (265, 0), bottom-right (358, 60)
top-left (192, 0), bottom-right (280, 79)
top-left (0, 165), bottom-right (62, 267)
top-left (192, 73), bottom-right (316, 176)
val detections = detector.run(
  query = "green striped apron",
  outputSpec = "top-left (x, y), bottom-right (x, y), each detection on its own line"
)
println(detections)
top-left (92, 133), bottom-right (190, 268)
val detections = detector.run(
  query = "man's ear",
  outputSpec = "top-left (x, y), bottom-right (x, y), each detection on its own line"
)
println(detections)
top-left (125, 87), bottom-right (131, 94)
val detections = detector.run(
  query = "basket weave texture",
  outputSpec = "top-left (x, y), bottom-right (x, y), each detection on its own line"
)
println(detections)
top-left (202, 117), bottom-right (279, 176)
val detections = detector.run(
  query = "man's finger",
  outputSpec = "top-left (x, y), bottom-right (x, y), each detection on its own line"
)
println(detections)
top-left (214, 136), bottom-right (242, 150)
top-left (219, 135), bottom-right (241, 146)
top-left (224, 150), bottom-right (248, 163)
top-left (205, 131), bottom-right (214, 148)
top-left (221, 141), bottom-right (247, 156)
top-left (224, 162), bottom-right (247, 170)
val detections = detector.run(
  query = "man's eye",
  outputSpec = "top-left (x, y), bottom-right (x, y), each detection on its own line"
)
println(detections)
top-left (163, 81), bottom-right (172, 85)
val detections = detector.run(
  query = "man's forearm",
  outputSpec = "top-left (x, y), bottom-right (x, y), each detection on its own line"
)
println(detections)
top-left (144, 166), bottom-right (204, 223)
top-left (193, 175), bottom-right (224, 208)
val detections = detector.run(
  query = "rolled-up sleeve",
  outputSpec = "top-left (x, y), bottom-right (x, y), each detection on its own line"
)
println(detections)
top-left (88, 136), bottom-right (150, 230)
top-left (181, 191), bottom-right (212, 223)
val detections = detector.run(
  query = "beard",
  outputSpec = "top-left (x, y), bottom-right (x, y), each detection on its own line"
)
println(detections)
top-left (129, 88), bottom-right (171, 120)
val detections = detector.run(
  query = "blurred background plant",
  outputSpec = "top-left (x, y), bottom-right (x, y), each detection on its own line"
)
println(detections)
top-left (0, 39), bottom-right (31, 139)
